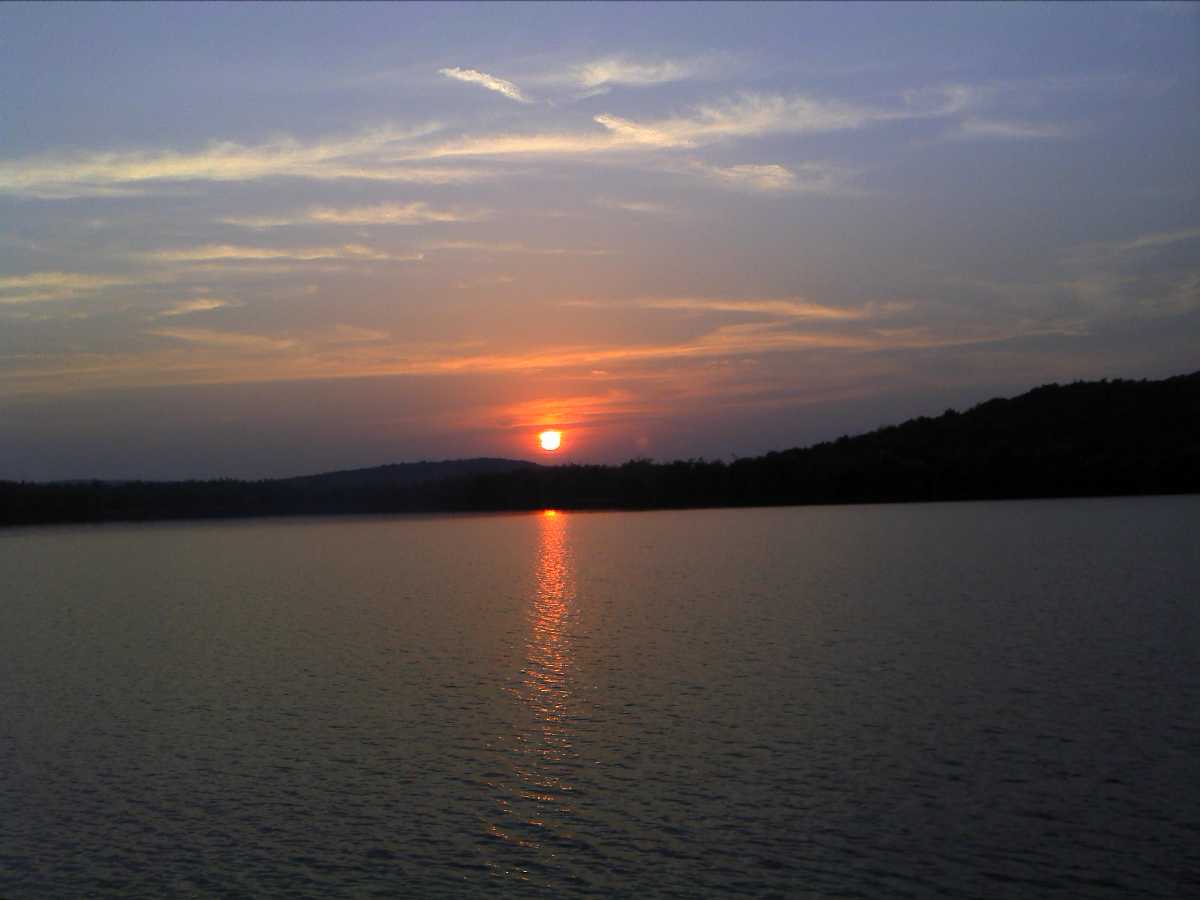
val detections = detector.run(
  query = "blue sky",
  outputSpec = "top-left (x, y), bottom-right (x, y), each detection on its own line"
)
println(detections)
top-left (1, 2), bottom-right (1197, 479)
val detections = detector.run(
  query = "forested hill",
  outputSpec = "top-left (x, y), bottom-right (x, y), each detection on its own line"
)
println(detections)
top-left (276, 457), bottom-right (540, 489)
top-left (454, 372), bottom-right (1200, 511)
top-left (1, 372), bottom-right (1197, 525)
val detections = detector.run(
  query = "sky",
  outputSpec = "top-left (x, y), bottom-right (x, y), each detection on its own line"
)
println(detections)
top-left (1, 1), bottom-right (1197, 480)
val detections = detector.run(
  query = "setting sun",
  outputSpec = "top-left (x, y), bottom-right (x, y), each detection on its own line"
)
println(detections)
top-left (538, 430), bottom-right (562, 452)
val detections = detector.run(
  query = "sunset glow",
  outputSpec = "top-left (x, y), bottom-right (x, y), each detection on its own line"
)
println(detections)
top-left (0, 4), bottom-right (1196, 481)
top-left (539, 430), bottom-right (563, 452)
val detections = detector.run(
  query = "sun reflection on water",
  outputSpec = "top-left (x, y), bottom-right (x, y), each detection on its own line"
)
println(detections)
top-left (483, 509), bottom-right (581, 874)
top-left (526, 509), bottom-right (572, 753)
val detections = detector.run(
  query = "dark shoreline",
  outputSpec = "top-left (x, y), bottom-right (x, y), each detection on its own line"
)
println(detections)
top-left (3, 372), bottom-right (1197, 527)
top-left (3, 491), bottom-right (1197, 534)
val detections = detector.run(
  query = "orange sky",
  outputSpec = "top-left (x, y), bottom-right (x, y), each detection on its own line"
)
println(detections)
top-left (1, 3), bottom-right (1197, 478)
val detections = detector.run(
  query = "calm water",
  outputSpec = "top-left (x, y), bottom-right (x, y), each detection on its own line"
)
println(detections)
top-left (1, 497), bottom-right (1198, 897)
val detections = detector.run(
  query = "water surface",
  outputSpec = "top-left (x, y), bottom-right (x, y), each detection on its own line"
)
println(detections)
top-left (2, 497), bottom-right (1198, 896)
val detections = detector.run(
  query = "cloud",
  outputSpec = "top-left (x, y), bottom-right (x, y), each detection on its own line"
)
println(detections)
top-left (595, 198), bottom-right (669, 214)
top-left (593, 93), bottom-right (897, 148)
top-left (306, 202), bottom-right (486, 225)
top-left (1116, 227), bottom-right (1200, 253)
top-left (8, 184), bottom-right (153, 201)
top-left (0, 125), bottom-right (505, 198)
top-left (957, 117), bottom-right (1076, 140)
top-left (419, 92), bottom-right (910, 160)
top-left (4, 303), bottom-right (1064, 398)
top-left (573, 57), bottom-right (697, 90)
top-left (147, 327), bottom-right (298, 352)
top-left (1063, 226), bottom-right (1200, 266)
top-left (0, 78), bottom-right (1099, 198)
top-left (954, 225), bottom-right (1200, 331)
top-left (312, 165), bottom-right (494, 184)
top-left (439, 66), bottom-right (531, 103)
top-left (1057, 227), bottom-right (1200, 320)
top-left (566, 296), bottom-right (885, 320)
top-left (901, 84), bottom-right (978, 117)
top-left (146, 244), bottom-right (421, 262)
top-left (416, 319), bottom-right (1029, 377)
top-left (157, 298), bottom-right (236, 317)
top-left (0, 271), bottom-right (138, 304)
top-left (489, 388), bottom-right (654, 431)
top-left (453, 273), bottom-right (517, 289)
top-left (387, 326), bottom-right (863, 374)
top-left (419, 130), bottom-right (623, 159)
top-left (425, 240), bottom-right (606, 256)
top-left (0, 271), bottom-right (129, 293)
top-left (225, 201), bottom-right (488, 228)
top-left (636, 297), bottom-right (873, 320)
top-left (591, 114), bottom-right (683, 148)
top-left (326, 324), bottom-right (391, 343)
top-left (689, 162), bottom-right (797, 192)
top-left (686, 159), bottom-right (853, 194)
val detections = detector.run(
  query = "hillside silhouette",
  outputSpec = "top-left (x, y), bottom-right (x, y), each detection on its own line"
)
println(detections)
top-left (2, 372), bottom-right (1197, 525)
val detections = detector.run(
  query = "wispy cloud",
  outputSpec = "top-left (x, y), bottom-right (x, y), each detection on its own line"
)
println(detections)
top-left (1116, 227), bottom-right (1200, 252)
top-left (419, 130), bottom-right (622, 159)
top-left (566, 296), bottom-right (884, 320)
top-left (488, 388), bottom-right (660, 432)
top-left (0, 125), bottom-right (504, 198)
top-left (1055, 226), bottom-right (1200, 320)
top-left (957, 117), bottom-right (1077, 140)
top-left (439, 66), bottom-right (532, 103)
top-left (146, 244), bottom-right (421, 263)
top-left (326, 324), bottom-right (390, 344)
top-left (636, 297), bottom-right (874, 320)
top-left (147, 327), bottom-right (298, 352)
top-left (4, 307), bottom-right (1065, 398)
top-left (225, 201), bottom-right (488, 228)
top-left (684, 159), bottom-right (853, 193)
top-left (453, 273), bottom-right (517, 289)
top-left (572, 57), bottom-right (698, 90)
top-left (593, 93), bottom-right (901, 148)
top-left (595, 198), bottom-right (670, 214)
top-left (957, 224), bottom-right (1200, 331)
top-left (417, 319), bottom-right (1031, 376)
top-left (0, 271), bottom-right (138, 304)
top-left (418, 92), bottom-right (911, 161)
top-left (0, 76), bottom-right (1105, 199)
top-left (0, 272), bottom-right (129, 293)
top-left (688, 162), bottom-right (796, 193)
top-left (157, 298), bottom-right (236, 317)
top-left (425, 240), bottom-right (607, 256)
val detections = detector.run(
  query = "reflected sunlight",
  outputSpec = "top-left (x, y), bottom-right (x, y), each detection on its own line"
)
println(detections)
top-left (526, 509), bottom-right (572, 749)
top-left (484, 509), bottom-right (579, 861)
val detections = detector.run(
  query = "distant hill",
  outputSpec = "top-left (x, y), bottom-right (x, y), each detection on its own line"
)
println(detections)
top-left (723, 370), bottom-right (1200, 506)
top-left (1, 372), bottom-right (1197, 525)
top-left (442, 372), bottom-right (1200, 511)
top-left (277, 458), bottom-right (541, 490)
top-left (0, 458), bottom-right (541, 525)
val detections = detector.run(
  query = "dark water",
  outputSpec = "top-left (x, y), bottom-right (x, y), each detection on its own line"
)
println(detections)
top-left (1, 497), bottom-right (1198, 897)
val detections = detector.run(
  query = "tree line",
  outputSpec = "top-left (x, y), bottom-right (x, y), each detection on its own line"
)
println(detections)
top-left (2, 372), bottom-right (1197, 526)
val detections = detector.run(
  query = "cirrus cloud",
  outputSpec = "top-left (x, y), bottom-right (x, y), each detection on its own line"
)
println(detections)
top-left (144, 244), bottom-right (422, 263)
top-left (573, 57), bottom-right (698, 90)
top-left (156, 298), bottom-right (237, 318)
top-left (439, 66), bottom-right (532, 103)
top-left (0, 271), bottom-right (142, 305)
top-left (0, 125), bottom-right (500, 198)
top-left (224, 201), bottom-right (488, 229)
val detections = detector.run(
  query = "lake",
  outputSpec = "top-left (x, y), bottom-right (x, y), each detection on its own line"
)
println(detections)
top-left (1, 497), bottom-right (1198, 897)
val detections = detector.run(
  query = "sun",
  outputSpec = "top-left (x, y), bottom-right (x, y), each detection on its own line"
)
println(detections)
top-left (538, 430), bottom-right (562, 452)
